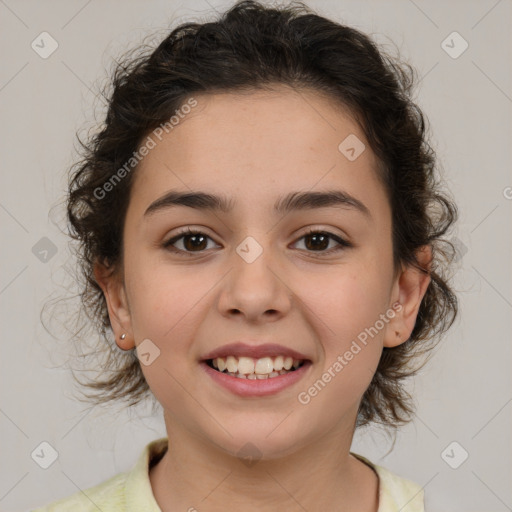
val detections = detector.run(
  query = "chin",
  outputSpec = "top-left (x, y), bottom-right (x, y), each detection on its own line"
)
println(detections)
top-left (208, 424), bottom-right (310, 463)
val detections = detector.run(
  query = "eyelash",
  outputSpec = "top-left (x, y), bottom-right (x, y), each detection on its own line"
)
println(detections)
top-left (162, 227), bottom-right (352, 257)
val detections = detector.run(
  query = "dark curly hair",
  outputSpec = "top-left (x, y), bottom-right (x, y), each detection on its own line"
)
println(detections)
top-left (49, 0), bottom-right (459, 430)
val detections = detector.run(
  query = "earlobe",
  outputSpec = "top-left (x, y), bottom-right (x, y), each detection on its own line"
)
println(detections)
top-left (384, 245), bottom-right (432, 348)
top-left (93, 262), bottom-right (135, 351)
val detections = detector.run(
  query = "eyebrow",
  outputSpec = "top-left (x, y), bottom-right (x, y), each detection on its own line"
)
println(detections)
top-left (143, 189), bottom-right (371, 219)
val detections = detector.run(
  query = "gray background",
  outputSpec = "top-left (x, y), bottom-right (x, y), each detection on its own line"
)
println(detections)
top-left (1, 0), bottom-right (511, 510)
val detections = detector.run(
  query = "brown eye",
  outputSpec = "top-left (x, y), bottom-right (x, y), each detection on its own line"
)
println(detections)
top-left (163, 229), bottom-right (219, 255)
top-left (294, 229), bottom-right (351, 254)
top-left (162, 227), bottom-right (351, 257)
top-left (303, 232), bottom-right (330, 251)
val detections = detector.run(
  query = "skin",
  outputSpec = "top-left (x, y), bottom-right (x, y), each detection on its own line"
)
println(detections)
top-left (95, 86), bottom-right (431, 512)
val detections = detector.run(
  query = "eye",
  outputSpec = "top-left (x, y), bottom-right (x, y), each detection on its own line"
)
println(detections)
top-left (162, 228), bottom-right (219, 256)
top-left (293, 228), bottom-right (352, 255)
top-left (162, 227), bottom-right (352, 257)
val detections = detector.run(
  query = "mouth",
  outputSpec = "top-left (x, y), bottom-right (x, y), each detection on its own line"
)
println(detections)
top-left (199, 342), bottom-right (313, 397)
top-left (200, 354), bottom-right (312, 398)
top-left (204, 355), bottom-right (308, 380)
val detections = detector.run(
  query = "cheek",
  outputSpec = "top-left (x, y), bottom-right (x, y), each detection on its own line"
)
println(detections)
top-left (304, 265), bottom-right (389, 335)
top-left (298, 266), bottom-right (388, 385)
top-left (296, 272), bottom-right (386, 418)
top-left (126, 248), bottom-right (212, 338)
top-left (125, 264), bottom-right (210, 410)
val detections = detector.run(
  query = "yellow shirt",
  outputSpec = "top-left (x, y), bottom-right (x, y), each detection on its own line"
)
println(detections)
top-left (32, 437), bottom-right (424, 511)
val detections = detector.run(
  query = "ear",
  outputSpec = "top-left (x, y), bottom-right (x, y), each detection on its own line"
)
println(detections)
top-left (384, 245), bottom-right (432, 348)
top-left (93, 261), bottom-right (135, 350)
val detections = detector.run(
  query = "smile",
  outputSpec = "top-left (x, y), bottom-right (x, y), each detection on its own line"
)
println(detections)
top-left (201, 356), bottom-right (312, 397)
top-left (207, 355), bottom-right (305, 379)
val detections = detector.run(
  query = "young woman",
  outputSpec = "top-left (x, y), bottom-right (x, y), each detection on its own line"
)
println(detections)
top-left (34, 1), bottom-right (458, 510)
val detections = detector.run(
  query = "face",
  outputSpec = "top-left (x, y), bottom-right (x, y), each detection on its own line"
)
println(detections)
top-left (97, 86), bottom-right (430, 460)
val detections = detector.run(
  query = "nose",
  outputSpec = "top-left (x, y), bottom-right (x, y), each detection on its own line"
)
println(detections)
top-left (216, 240), bottom-right (292, 324)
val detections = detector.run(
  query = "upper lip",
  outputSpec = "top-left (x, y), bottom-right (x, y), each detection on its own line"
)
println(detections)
top-left (201, 342), bottom-right (311, 362)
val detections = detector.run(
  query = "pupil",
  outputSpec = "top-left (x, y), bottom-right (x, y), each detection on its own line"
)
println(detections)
top-left (185, 234), bottom-right (206, 251)
top-left (306, 233), bottom-right (328, 251)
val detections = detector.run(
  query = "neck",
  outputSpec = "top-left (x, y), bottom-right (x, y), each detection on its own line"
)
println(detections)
top-left (149, 414), bottom-right (379, 512)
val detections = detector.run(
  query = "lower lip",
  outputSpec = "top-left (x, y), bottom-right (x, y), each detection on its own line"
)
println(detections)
top-left (200, 361), bottom-right (312, 397)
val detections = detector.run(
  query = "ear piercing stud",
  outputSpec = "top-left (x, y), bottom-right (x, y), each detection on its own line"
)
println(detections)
top-left (120, 333), bottom-right (126, 340)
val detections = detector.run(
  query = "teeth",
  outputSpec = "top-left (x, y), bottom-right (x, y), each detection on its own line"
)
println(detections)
top-left (254, 357), bottom-right (273, 374)
top-left (211, 355), bottom-right (304, 376)
top-left (226, 369), bottom-right (292, 379)
top-left (273, 356), bottom-right (284, 371)
top-left (226, 356), bottom-right (237, 373)
top-left (283, 357), bottom-right (293, 370)
top-left (238, 357), bottom-right (255, 374)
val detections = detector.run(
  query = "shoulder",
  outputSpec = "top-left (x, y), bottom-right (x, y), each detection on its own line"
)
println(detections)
top-left (31, 472), bottom-right (128, 512)
top-left (351, 452), bottom-right (425, 512)
top-left (32, 437), bottom-right (168, 512)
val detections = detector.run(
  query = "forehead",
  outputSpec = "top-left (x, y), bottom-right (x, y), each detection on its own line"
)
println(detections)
top-left (128, 87), bottom-right (388, 222)
top-left (140, 87), bottom-right (367, 168)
